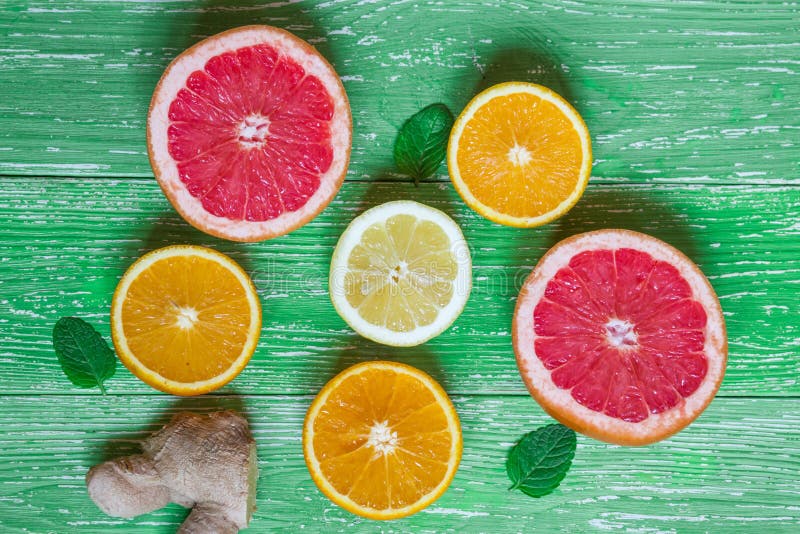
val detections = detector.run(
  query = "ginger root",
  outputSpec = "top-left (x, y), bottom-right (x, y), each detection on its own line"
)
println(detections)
top-left (86, 411), bottom-right (258, 533)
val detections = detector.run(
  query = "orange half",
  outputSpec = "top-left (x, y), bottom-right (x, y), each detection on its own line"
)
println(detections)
top-left (448, 82), bottom-right (592, 227)
top-left (110, 245), bottom-right (261, 395)
top-left (303, 361), bottom-right (462, 520)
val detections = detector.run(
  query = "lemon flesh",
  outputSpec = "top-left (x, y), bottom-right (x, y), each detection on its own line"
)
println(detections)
top-left (330, 201), bottom-right (471, 347)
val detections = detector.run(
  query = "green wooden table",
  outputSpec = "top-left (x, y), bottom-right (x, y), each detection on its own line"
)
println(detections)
top-left (1, 1), bottom-right (798, 532)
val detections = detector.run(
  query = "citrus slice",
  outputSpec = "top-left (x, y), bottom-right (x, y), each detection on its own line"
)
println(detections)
top-left (147, 25), bottom-right (352, 242)
top-left (513, 229), bottom-right (727, 445)
top-left (447, 82), bottom-right (592, 227)
top-left (111, 245), bottom-right (261, 395)
top-left (329, 200), bottom-right (472, 347)
top-left (303, 360), bottom-right (462, 520)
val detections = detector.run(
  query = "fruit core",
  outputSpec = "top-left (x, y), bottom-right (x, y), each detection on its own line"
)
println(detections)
top-left (238, 115), bottom-right (270, 146)
top-left (367, 421), bottom-right (398, 455)
top-left (175, 306), bottom-right (199, 330)
top-left (533, 247), bottom-right (709, 423)
top-left (605, 318), bottom-right (638, 349)
top-left (507, 144), bottom-right (533, 166)
top-left (389, 261), bottom-right (409, 284)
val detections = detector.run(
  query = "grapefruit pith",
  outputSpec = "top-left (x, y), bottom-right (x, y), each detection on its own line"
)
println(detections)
top-left (513, 229), bottom-right (727, 445)
top-left (147, 25), bottom-right (351, 242)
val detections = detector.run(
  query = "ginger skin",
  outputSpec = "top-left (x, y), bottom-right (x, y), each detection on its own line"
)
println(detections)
top-left (86, 411), bottom-right (258, 533)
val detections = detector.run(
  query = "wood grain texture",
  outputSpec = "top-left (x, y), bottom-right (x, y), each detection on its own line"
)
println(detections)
top-left (0, 0), bottom-right (798, 183)
top-left (0, 395), bottom-right (797, 532)
top-left (1, 1), bottom-right (799, 532)
top-left (1, 178), bottom-right (797, 396)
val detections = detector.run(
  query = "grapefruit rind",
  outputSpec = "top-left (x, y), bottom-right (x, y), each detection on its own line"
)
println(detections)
top-left (110, 245), bottom-right (262, 396)
top-left (147, 25), bottom-right (352, 242)
top-left (302, 360), bottom-right (462, 520)
top-left (447, 82), bottom-right (592, 228)
top-left (512, 229), bottom-right (727, 446)
top-left (328, 200), bottom-right (472, 347)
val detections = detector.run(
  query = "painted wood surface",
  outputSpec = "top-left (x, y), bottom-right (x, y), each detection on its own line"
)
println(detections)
top-left (1, 396), bottom-right (798, 533)
top-left (0, 0), bottom-right (798, 183)
top-left (1, 179), bottom-right (798, 396)
top-left (0, 0), bottom-right (798, 532)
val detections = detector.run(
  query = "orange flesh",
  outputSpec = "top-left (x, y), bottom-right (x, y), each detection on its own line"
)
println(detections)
top-left (120, 255), bottom-right (253, 382)
top-left (311, 367), bottom-right (453, 510)
top-left (456, 93), bottom-right (583, 218)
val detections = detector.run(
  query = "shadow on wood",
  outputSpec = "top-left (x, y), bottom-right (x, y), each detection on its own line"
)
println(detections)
top-left (461, 23), bottom-right (577, 110)
top-left (117, 209), bottom-right (255, 274)
top-left (136, 0), bottom-right (339, 87)
top-left (96, 394), bottom-right (250, 464)
top-left (476, 46), bottom-right (575, 109)
top-left (545, 185), bottom-right (700, 260)
top-left (330, 334), bottom-right (450, 393)
top-left (507, 185), bottom-right (700, 295)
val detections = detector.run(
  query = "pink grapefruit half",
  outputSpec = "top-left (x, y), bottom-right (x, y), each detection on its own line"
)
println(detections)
top-left (513, 229), bottom-right (727, 446)
top-left (147, 25), bottom-right (352, 242)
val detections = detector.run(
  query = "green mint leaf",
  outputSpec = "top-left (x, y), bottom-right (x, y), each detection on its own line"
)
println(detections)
top-left (506, 423), bottom-right (577, 498)
top-left (52, 317), bottom-right (116, 394)
top-left (393, 103), bottom-right (454, 185)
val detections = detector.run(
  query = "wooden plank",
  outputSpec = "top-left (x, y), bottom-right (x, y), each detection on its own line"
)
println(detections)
top-left (1, 178), bottom-right (797, 396)
top-left (0, 0), bottom-right (797, 183)
top-left (0, 395), bottom-right (797, 532)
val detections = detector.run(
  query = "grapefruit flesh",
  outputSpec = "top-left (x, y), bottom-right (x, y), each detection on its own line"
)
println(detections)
top-left (148, 26), bottom-right (351, 242)
top-left (513, 229), bottom-right (727, 445)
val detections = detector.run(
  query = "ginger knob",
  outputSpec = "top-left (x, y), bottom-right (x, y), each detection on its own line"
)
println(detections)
top-left (86, 411), bottom-right (258, 533)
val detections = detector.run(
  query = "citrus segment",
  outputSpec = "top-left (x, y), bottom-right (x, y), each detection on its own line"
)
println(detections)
top-left (513, 230), bottom-right (726, 445)
top-left (329, 201), bottom-right (472, 346)
top-left (111, 245), bottom-right (261, 395)
top-left (303, 361), bottom-right (462, 519)
top-left (448, 82), bottom-right (591, 227)
top-left (148, 25), bottom-right (351, 242)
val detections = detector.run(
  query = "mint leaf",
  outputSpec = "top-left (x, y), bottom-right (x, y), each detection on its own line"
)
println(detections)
top-left (393, 103), bottom-right (454, 185)
top-left (507, 423), bottom-right (577, 498)
top-left (52, 317), bottom-right (116, 394)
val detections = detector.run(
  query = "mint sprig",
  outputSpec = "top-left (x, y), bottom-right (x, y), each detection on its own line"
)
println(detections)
top-left (507, 423), bottom-right (577, 498)
top-left (52, 317), bottom-right (116, 394)
top-left (393, 103), bottom-right (454, 186)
